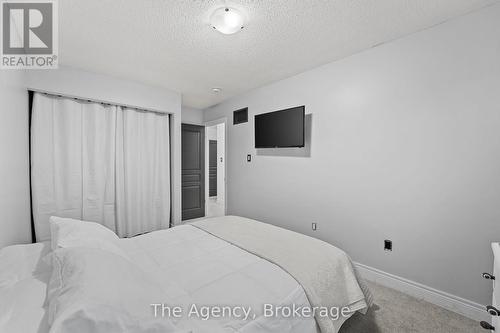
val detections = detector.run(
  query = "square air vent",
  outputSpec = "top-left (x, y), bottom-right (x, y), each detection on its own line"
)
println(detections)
top-left (233, 107), bottom-right (248, 125)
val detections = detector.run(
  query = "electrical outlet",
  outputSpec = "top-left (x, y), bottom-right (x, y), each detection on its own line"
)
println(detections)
top-left (312, 223), bottom-right (317, 231)
top-left (384, 240), bottom-right (392, 251)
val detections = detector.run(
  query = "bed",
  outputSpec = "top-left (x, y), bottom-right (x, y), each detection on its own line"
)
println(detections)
top-left (0, 215), bottom-right (371, 333)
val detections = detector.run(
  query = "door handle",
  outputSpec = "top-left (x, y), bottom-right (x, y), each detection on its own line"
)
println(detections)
top-left (483, 273), bottom-right (496, 280)
top-left (480, 321), bottom-right (495, 330)
top-left (487, 306), bottom-right (500, 316)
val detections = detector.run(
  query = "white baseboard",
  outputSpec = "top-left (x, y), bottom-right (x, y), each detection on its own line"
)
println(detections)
top-left (354, 262), bottom-right (488, 322)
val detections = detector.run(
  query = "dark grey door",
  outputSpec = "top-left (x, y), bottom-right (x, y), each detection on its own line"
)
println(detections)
top-left (209, 140), bottom-right (217, 197)
top-left (182, 124), bottom-right (205, 220)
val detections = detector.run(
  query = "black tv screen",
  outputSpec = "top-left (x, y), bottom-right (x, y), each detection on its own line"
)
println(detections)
top-left (255, 106), bottom-right (305, 148)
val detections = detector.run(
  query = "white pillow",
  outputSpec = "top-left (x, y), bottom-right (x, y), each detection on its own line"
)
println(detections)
top-left (47, 247), bottom-right (183, 333)
top-left (49, 216), bottom-right (127, 259)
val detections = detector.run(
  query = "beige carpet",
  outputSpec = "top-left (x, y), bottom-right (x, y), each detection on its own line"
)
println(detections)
top-left (340, 281), bottom-right (484, 333)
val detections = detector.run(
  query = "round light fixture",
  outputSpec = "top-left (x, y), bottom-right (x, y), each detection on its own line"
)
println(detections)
top-left (210, 7), bottom-right (245, 34)
top-left (212, 87), bottom-right (222, 93)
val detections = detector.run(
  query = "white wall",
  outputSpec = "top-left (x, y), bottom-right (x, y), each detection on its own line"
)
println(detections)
top-left (24, 67), bottom-right (182, 228)
top-left (182, 106), bottom-right (204, 125)
top-left (206, 126), bottom-right (217, 140)
top-left (204, 4), bottom-right (500, 306)
top-left (0, 71), bottom-right (31, 248)
top-left (27, 68), bottom-right (180, 113)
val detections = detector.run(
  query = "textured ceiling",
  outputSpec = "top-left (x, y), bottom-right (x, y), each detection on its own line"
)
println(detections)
top-left (59, 0), bottom-right (498, 109)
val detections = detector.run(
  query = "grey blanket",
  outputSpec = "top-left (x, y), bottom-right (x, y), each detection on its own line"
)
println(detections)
top-left (191, 216), bottom-right (372, 333)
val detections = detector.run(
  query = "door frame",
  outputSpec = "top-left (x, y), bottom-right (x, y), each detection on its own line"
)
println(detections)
top-left (204, 117), bottom-right (228, 216)
top-left (181, 123), bottom-right (205, 221)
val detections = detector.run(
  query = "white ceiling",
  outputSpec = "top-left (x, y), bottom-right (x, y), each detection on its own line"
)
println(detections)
top-left (59, 0), bottom-right (498, 109)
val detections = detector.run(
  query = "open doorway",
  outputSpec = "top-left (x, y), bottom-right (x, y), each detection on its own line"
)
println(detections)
top-left (205, 120), bottom-right (226, 217)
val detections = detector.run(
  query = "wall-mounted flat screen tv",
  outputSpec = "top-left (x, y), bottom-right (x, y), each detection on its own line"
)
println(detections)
top-left (254, 106), bottom-right (305, 148)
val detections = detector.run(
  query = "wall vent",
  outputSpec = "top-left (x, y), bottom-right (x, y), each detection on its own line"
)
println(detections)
top-left (233, 107), bottom-right (248, 125)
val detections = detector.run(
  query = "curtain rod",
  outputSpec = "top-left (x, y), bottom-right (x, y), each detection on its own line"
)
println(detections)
top-left (27, 88), bottom-right (172, 116)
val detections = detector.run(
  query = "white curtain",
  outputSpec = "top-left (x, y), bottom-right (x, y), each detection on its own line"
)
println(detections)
top-left (31, 93), bottom-right (170, 240)
top-left (115, 108), bottom-right (170, 237)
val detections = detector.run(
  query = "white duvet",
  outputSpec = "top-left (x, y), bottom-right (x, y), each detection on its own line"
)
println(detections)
top-left (0, 223), bottom-right (320, 333)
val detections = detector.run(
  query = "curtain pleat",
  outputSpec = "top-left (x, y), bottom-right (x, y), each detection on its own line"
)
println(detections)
top-left (31, 93), bottom-right (171, 240)
top-left (81, 102), bottom-right (117, 231)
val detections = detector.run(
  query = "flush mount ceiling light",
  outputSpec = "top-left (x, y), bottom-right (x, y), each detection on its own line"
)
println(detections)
top-left (210, 7), bottom-right (245, 34)
top-left (212, 87), bottom-right (222, 93)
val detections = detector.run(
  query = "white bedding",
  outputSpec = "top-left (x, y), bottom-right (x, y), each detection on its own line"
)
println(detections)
top-left (0, 242), bottom-right (52, 333)
top-left (0, 223), bottom-right (320, 333)
top-left (192, 216), bottom-right (371, 333)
